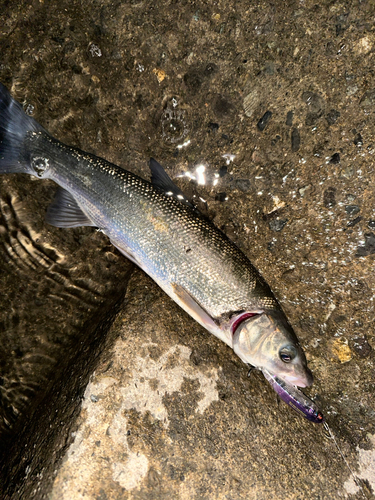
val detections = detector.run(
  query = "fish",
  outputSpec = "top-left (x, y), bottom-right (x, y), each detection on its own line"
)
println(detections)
top-left (0, 82), bottom-right (314, 403)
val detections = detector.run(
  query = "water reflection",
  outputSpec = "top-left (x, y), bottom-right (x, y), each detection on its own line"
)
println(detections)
top-left (175, 153), bottom-right (235, 190)
top-left (222, 153), bottom-right (236, 165)
top-left (176, 139), bottom-right (191, 149)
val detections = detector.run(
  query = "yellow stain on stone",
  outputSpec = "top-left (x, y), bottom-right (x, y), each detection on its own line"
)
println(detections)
top-left (329, 337), bottom-right (352, 363)
top-left (152, 68), bottom-right (167, 83)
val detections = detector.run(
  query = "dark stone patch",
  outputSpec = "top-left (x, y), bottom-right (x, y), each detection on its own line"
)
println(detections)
top-left (97, 488), bottom-right (108, 500)
top-left (218, 165), bottom-right (227, 177)
top-left (356, 233), bottom-right (375, 256)
top-left (219, 133), bottom-right (233, 144)
top-left (351, 337), bottom-right (373, 358)
top-left (231, 179), bottom-right (251, 192)
top-left (354, 133), bottom-right (363, 146)
top-left (326, 109), bottom-right (340, 125)
top-left (291, 128), bottom-right (300, 152)
top-left (323, 187), bottom-right (336, 208)
top-left (213, 95), bottom-right (235, 118)
top-left (329, 153), bottom-right (340, 164)
top-left (204, 63), bottom-right (218, 76)
top-left (208, 122), bottom-right (219, 132)
top-left (183, 70), bottom-right (203, 92)
top-left (335, 12), bottom-right (349, 36)
top-left (269, 218), bottom-right (288, 232)
top-left (263, 61), bottom-right (275, 75)
top-left (359, 90), bottom-right (375, 110)
top-left (302, 91), bottom-right (325, 125)
top-left (345, 205), bottom-right (360, 216)
top-left (347, 216), bottom-right (362, 227)
top-left (257, 110), bottom-right (272, 131)
top-left (286, 110), bottom-right (293, 126)
top-left (215, 192), bottom-right (227, 202)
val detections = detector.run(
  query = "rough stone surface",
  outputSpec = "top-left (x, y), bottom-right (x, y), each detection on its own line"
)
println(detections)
top-left (51, 271), bottom-right (358, 500)
top-left (0, 0), bottom-right (374, 499)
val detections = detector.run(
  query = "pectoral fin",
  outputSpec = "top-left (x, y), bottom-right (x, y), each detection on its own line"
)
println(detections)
top-left (171, 283), bottom-right (219, 331)
top-left (46, 188), bottom-right (95, 228)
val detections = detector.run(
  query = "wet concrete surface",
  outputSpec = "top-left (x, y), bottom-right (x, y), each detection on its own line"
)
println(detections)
top-left (0, 0), bottom-right (374, 498)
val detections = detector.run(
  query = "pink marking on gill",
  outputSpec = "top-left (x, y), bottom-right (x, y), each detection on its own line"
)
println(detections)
top-left (231, 312), bottom-right (259, 335)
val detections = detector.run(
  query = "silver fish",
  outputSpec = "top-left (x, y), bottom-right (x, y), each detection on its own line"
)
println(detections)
top-left (0, 83), bottom-right (313, 390)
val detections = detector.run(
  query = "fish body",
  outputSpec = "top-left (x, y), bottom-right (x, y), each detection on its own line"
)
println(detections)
top-left (0, 83), bottom-right (313, 389)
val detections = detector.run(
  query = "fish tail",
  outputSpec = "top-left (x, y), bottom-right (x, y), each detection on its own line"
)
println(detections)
top-left (0, 82), bottom-right (43, 174)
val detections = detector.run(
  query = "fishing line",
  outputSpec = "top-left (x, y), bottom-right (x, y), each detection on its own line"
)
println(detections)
top-left (323, 421), bottom-right (367, 499)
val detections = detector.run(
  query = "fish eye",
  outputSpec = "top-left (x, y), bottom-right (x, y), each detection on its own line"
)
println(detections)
top-left (31, 156), bottom-right (49, 177)
top-left (279, 345), bottom-right (297, 363)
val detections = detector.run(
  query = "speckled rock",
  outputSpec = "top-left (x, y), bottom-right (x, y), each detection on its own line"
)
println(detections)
top-left (0, 0), bottom-right (375, 499)
top-left (50, 272), bottom-right (371, 500)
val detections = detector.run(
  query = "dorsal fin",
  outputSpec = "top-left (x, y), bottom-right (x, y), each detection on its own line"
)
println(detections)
top-left (46, 187), bottom-right (96, 228)
top-left (149, 158), bottom-right (194, 208)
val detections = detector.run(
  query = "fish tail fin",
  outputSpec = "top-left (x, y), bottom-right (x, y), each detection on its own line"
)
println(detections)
top-left (0, 82), bottom-right (43, 174)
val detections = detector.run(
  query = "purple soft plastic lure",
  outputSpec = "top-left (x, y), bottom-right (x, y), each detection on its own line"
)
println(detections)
top-left (263, 369), bottom-right (324, 423)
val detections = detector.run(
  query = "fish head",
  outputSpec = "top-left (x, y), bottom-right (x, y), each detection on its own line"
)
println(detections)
top-left (232, 310), bottom-right (313, 387)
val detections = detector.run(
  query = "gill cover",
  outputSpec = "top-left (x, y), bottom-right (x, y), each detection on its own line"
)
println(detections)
top-left (232, 310), bottom-right (313, 387)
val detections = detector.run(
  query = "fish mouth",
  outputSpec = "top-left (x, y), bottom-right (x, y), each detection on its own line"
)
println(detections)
top-left (267, 368), bottom-right (314, 388)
